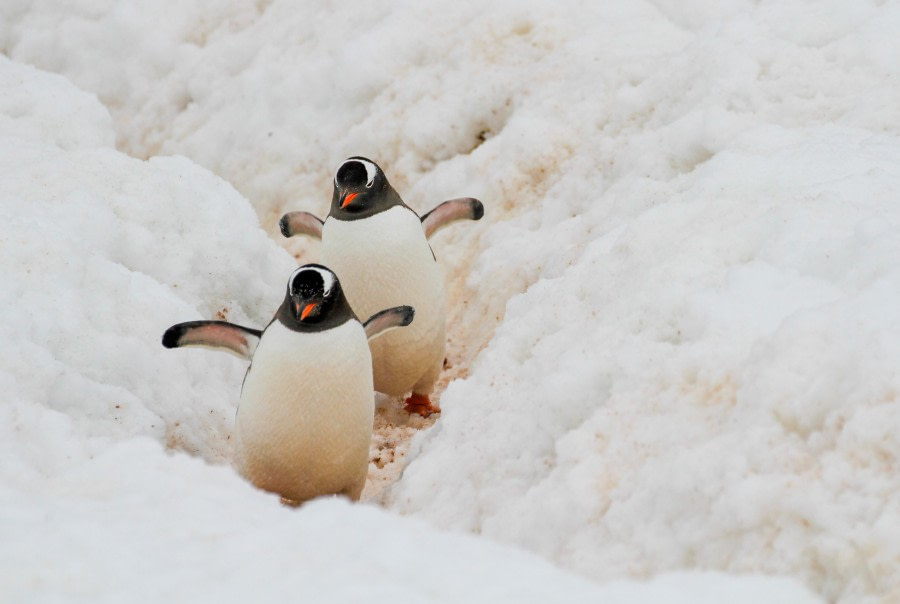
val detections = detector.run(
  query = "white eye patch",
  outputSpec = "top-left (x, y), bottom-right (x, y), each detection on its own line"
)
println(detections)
top-left (289, 265), bottom-right (337, 297)
top-left (314, 267), bottom-right (337, 296)
top-left (335, 157), bottom-right (377, 188)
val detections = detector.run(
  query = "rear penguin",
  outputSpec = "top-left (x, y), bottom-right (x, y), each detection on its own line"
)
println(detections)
top-left (280, 157), bottom-right (484, 417)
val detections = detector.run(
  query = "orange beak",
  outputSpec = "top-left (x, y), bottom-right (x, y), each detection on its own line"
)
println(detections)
top-left (341, 192), bottom-right (358, 209)
top-left (300, 303), bottom-right (317, 320)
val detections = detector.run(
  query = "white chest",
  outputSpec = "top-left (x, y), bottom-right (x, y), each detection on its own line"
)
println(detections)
top-left (322, 207), bottom-right (442, 313)
top-left (234, 321), bottom-right (374, 501)
top-left (321, 207), bottom-right (447, 395)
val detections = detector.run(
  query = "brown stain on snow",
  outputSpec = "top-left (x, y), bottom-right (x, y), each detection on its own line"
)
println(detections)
top-left (694, 376), bottom-right (736, 407)
top-left (360, 363), bottom-right (460, 504)
top-left (362, 401), bottom-right (436, 503)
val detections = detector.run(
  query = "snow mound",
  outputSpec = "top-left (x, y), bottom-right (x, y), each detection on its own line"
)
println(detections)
top-left (0, 441), bottom-right (820, 603)
top-left (392, 126), bottom-right (900, 602)
top-left (0, 55), bottom-right (112, 149)
top-left (0, 56), bottom-right (293, 469)
top-left (0, 51), bottom-right (824, 604)
top-left (5, 0), bottom-right (899, 601)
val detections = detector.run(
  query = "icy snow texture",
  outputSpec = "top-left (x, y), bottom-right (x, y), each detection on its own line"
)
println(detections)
top-left (0, 50), bottom-right (822, 604)
top-left (2, 0), bottom-right (899, 601)
top-left (0, 56), bottom-right (611, 603)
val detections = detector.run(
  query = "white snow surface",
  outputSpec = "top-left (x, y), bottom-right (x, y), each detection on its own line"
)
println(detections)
top-left (0, 55), bottom-right (627, 604)
top-left (3, 0), bottom-right (899, 601)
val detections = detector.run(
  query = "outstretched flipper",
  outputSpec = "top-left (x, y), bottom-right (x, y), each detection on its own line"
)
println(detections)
top-left (363, 306), bottom-right (415, 341)
top-left (162, 321), bottom-right (262, 360)
top-left (420, 198), bottom-right (484, 239)
top-left (279, 211), bottom-right (324, 239)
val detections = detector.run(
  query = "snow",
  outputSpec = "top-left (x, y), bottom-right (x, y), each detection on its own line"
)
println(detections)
top-left (0, 54), bottom-right (634, 604)
top-left (2, 0), bottom-right (899, 601)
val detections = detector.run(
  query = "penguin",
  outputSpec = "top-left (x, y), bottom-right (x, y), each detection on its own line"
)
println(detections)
top-left (279, 157), bottom-right (484, 417)
top-left (162, 264), bottom-right (414, 503)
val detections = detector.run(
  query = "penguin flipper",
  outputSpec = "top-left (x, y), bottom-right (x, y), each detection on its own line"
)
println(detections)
top-left (420, 198), bottom-right (484, 239)
top-left (363, 306), bottom-right (415, 341)
top-left (162, 320), bottom-right (262, 360)
top-left (279, 211), bottom-right (324, 239)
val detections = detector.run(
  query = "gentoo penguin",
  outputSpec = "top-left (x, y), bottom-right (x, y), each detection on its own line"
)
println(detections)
top-left (279, 157), bottom-right (484, 417)
top-left (162, 264), bottom-right (414, 503)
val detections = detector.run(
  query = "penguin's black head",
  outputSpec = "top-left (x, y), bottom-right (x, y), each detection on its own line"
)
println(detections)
top-left (330, 157), bottom-right (406, 219)
top-left (333, 157), bottom-right (383, 212)
top-left (280, 264), bottom-right (353, 330)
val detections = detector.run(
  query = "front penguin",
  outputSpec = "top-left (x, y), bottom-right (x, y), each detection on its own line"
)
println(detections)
top-left (162, 264), bottom-right (414, 503)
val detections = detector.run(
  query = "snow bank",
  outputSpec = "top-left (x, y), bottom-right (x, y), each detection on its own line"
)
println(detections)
top-left (4, 0), bottom-right (898, 601)
top-left (0, 439), bottom-right (664, 604)
top-left (1, 450), bottom-right (819, 604)
top-left (0, 54), bottom-right (293, 469)
top-left (393, 126), bottom-right (900, 601)
top-left (0, 52), bottom-right (822, 603)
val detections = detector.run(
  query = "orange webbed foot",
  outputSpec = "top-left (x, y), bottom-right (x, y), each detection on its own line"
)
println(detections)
top-left (403, 393), bottom-right (441, 418)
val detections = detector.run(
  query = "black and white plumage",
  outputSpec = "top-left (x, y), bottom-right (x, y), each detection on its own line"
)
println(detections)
top-left (162, 264), bottom-right (413, 502)
top-left (279, 158), bottom-right (484, 416)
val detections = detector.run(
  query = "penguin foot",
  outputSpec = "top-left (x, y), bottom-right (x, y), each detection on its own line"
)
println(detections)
top-left (403, 393), bottom-right (441, 417)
